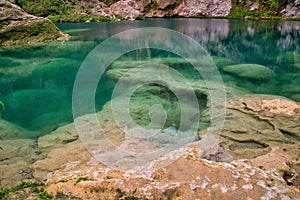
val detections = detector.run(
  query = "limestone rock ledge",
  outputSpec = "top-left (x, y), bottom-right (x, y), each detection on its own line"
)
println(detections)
top-left (44, 143), bottom-right (300, 199)
top-left (0, 0), bottom-right (68, 46)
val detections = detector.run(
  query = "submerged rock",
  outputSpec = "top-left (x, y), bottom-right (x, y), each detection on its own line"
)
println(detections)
top-left (37, 123), bottom-right (78, 150)
top-left (2, 95), bottom-right (300, 195)
top-left (0, 119), bottom-right (35, 139)
top-left (0, 139), bottom-right (36, 163)
top-left (1, 89), bottom-right (70, 129)
top-left (200, 95), bottom-right (300, 159)
top-left (0, 0), bottom-right (68, 46)
top-left (32, 141), bottom-right (91, 181)
top-left (223, 64), bottom-right (275, 80)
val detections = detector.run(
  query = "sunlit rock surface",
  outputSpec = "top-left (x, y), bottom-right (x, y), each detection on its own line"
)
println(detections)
top-left (76, 0), bottom-right (232, 19)
top-left (1, 95), bottom-right (300, 199)
top-left (44, 143), bottom-right (300, 199)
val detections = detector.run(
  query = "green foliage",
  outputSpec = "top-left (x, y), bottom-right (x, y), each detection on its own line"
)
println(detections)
top-left (0, 19), bottom-right (61, 46)
top-left (125, 196), bottom-right (139, 200)
top-left (0, 180), bottom-right (52, 199)
top-left (16, 0), bottom-right (71, 17)
top-left (0, 180), bottom-right (83, 199)
top-left (269, 0), bottom-right (279, 10)
top-left (135, 15), bottom-right (145, 20)
top-left (229, 0), bottom-right (284, 19)
top-left (1, 21), bottom-right (9, 26)
top-left (75, 177), bottom-right (91, 185)
top-left (48, 14), bottom-right (112, 23)
top-left (14, 0), bottom-right (118, 23)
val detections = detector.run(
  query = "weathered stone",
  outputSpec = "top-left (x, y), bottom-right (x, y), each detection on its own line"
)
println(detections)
top-left (0, 0), bottom-right (68, 46)
top-left (44, 143), bottom-right (300, 199)
top-left (0, 139), bottom-right (37, 163)
top-left (0, 119), bottom-right (35, 139)
top-left (174, 0), bottom-right (232, 17)
top-left (32, 141), bottom-right (92, 181)
top-left (111, 0), bottom-right (141, 19)
top-left (75, 0), bottom-right (232, 19)
top-left (282, 1), bottom-right (300, 18)
top-left (37, 123), bottom-right (78, 150)
top-left (0, 161), bottom-right (32, 187)
top-left (202, 95), bottom-right (300, 159)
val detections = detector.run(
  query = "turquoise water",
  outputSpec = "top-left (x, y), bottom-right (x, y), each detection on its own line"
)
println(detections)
top-left (0, 18), bottom-right (299, 138)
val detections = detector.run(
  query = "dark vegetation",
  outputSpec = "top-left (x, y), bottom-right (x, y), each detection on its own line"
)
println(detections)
top-left (14, 0), bottom-right (119, 23)
top-left (229, 0), bottom-right (290, 19)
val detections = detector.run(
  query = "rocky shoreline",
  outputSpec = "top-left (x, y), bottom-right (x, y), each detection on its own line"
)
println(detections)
top-left (0, 95), bottom-right (300, 199)
top-left (0, 0), bottom-right (68, 46)
top-left (0, 1), bottom-right (300, 199)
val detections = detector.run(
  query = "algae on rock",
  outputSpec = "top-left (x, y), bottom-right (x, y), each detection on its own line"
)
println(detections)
top-left (222, 63), bottom-right (275, 80)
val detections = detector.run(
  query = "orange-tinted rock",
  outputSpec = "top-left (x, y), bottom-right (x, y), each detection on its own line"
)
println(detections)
top-left (45, 143), bottom-right (300, 199)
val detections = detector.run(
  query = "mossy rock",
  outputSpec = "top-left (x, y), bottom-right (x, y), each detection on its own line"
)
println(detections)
top-left (0, 1), bottom-right (67, 46)
top-left (31, 58), bottom-right (81, 90)
top-left (0, 57), bottom-right (21, 68)
top-left (29, 41), bottom-right (98, 60)
top-left (223, 64), bottom-right (274, 80)
top-left (1, 89), bottom-right (69, 127)
top-left (29, 110), bottom-right (71, 135)
top-left (212, 56), bottom-right (237, 69)
top-left (0, 19), bottom-right (62, 46)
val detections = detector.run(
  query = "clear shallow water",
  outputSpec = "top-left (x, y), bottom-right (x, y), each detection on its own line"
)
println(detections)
top-left (0, 18), bottom-right (299, 138)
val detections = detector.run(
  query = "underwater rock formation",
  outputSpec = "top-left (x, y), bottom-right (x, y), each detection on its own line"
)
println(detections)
top-left (0, 119), bottom-right (34, 139)
top-left (203, 95), bottom-right (300, 159)
top-left (1, 89), bottom-right (70, 133)
top-left (1, 95), bottom-right (300, 198)
top-left (0, 0), bottom-right (68, 46)
top-left (222, 64), bottom-right (275, 81)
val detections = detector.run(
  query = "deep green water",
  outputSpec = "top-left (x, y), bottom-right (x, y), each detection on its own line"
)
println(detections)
top-left (0, 18), bottom-right (299, 139)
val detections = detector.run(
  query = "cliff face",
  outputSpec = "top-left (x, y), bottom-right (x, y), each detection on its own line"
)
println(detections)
top-left (0, 0), bottom-right (68, 46)
top-left (75, 0), bottom-right (232, 19)
top-left (70, 0), bottom-right (299, 20)
top-left (282, 0), bottom-right (300, 18)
